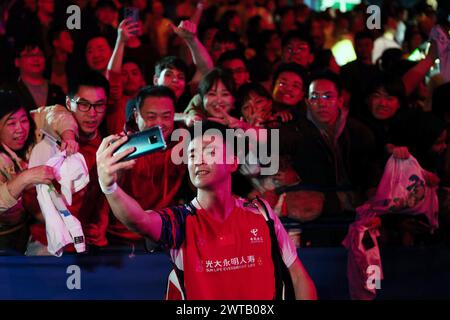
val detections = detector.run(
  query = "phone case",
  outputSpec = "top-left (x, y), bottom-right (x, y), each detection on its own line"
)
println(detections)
top-left (113, 126), bottom-right (167, 161)
top-left (124, 6), bottom-right (140, 34)
top-left (125, 7), bottom-right (139, 20)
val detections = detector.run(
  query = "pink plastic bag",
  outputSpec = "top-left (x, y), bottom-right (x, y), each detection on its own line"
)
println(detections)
top-left (344, 155), bottom-right (439, 299)
top-left (343, 218), bottom-right (383, 300)
top-left (360, 155), bottom-right (439, 229)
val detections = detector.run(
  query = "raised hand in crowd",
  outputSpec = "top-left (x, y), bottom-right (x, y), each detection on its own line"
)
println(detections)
top-left (184, 113), bottom-right (203, 127)
top-left (171, 19), bottom-right (197, 43)
top-left (272, 110), bottom-right (294, 123)
top-left (117, 18), bottom-right (141, 44)
top-left (208, 107), bottom-right (251, 130)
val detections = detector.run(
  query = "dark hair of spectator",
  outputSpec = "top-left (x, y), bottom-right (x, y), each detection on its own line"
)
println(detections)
top-left (308, 70), bottom-right (343, 94)
top-left (219, 10), bottom-right (239, 31)
top-left (276, 6), bottom-right (295, 20)
top-left (212, 29), bottom-right (241, 48)
top-left (246, 15), bottom-right (263, 48)
top-left (377, 48), bottom-right (403, 72)
top-left (135, 85), bottom-right (176, 111)
top-left (354, 30), bottom-right (375, 42)
top-left (272, 62), bottom-right (307, 88)
top-left (235, 82), bottom-right (272, 111)
top-left (281, 30), bottom-right (314, 51)
top-left (67, 71), bottom-right (110, 98)
top-left (198, 68), bottom-right (236, 100)
top-left (96, 0), bottom-right (118, 11)
top-left (432, 82), bottom-right (450, 119)
top-left (0, 89), bottom-right (36, 158)
top-left (217, 49), bottom-right (249, 70)
top-left (367, 74), bottom-right (406, 108)
top-left (14, 40), bottom-right (45, 58)
top-left (154, 56), bottom-right (189, 79)
top-left (123, 56), bottom-right (144, 74)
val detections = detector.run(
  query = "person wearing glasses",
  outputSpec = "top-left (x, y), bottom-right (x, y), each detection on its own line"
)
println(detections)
top-left (278, 70), bottom-right (376, 245)
top-left (26, 71), bottom-right (112, 255)
top-left (10, 41), bottom-right (66, 111)
top-left (280, 31), bottom-right (340, 76)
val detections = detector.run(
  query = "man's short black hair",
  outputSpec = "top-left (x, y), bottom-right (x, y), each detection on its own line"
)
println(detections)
top-left (366, 73), bottom-right (406, 107)
top-left (154, 56), bottom-right (189, 79)
top-left (217, 49), bottom-right (249, 70)
top-left (14, 39), bottom-right (45, 58)
top-left (308, 70), bottom-right (343, 94)
top-left (68, 71), bottom-right (110, 98)
top-left (212, 29), bottom-right (241, 47)
top-left (235, 82), bottom-right (272, 111)
top-left (96, 0), bottom-right (118, 10)
top-left (272, 63), bottom-right (307, 88)
top-left (281, 30), bottom-right (313, 50)
top-left (123, 56), bottom-right (144, 73)
top-left (84, 34), bottom-right (111, 52)
top-left (135, 85), bottom-right (176, 111)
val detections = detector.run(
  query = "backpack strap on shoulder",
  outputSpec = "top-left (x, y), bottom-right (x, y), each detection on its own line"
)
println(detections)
top-left (254, 196), bottom-right (295, 300)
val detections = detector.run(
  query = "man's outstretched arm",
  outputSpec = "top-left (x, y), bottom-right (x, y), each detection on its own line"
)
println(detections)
top-left (96, 134), bottom-right (162, 241)
top-left (289, 257), bottom-right (318, 300)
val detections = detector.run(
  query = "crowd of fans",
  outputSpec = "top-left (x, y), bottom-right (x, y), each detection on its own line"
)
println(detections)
top-left (0, 0), bottom-right (449, 255)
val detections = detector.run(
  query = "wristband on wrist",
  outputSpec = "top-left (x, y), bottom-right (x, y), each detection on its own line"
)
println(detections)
top-left (100, 181), bottom-right (118, 194)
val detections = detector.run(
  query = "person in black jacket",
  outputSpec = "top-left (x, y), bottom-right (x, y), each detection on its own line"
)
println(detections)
top-left (9, 40), bottom-right (65, 110)
top-left (279, 71), bottom-right (376, 237)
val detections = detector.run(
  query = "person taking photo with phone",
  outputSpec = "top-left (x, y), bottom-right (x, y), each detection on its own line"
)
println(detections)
top-left (97, 120), bottom-right (317, 300)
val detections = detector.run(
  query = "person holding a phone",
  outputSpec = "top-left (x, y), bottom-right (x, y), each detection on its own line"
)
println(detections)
top-left (106, 17), bottom-right (145, 135)
top-left (97, 120), bottom-right (317, 300)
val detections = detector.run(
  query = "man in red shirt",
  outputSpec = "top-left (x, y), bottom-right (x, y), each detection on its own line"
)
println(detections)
top-left (107, 86), bottom-right (187, 245)
top-left (97, 120), bottom-right (317, 299)
top-left (28, 72), bottom-right (111, 254)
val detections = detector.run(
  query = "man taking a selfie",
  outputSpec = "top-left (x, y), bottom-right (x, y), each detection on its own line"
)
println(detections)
top-left (96, 120), bottom-right (317, 299)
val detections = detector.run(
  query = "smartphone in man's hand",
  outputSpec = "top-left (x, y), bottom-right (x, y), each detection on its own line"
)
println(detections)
top-left (113, 126), bottom-right (167, 161)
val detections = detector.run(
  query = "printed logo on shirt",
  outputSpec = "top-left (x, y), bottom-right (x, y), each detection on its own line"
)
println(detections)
top-left (203, 255), bottom-right (257, 273)
top-left (250, 228), bottom-right (264, 244)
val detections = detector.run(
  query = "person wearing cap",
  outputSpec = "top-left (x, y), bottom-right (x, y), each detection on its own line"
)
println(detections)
top-left (0, 89), bottom-right (78, 254)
